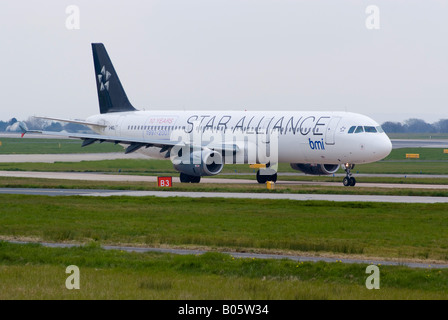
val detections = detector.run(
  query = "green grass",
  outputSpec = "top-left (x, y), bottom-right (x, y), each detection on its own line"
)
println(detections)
top-left (0, 138), bottom-right (123, 154)
top-left (0, 242), bottom-right (447, 299)
top-left (1, 147), bottom-right (448, 176)
top-left (382, 148), bottom-right (448, 161)
top-left (1, 157), bottom-right (448, 176)
top-left (1, 195), bottom-right (448, 261)
top-left (0, 159), bottom-right (175, 173)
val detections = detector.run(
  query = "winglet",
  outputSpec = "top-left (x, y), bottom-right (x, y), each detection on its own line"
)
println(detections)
top-left (18, 122), bottom-right (28, 138)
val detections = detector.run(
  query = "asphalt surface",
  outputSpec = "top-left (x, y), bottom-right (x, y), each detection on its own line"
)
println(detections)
top-left (391, 139), bottom-right (448, 149)
top-left (1, 169), bottom-right (448, 189)
top-left (1, 187), bottom-right (448, 203)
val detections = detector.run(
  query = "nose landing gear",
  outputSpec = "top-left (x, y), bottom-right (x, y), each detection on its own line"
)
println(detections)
top-left (342, 164), bottom-right (356, 187)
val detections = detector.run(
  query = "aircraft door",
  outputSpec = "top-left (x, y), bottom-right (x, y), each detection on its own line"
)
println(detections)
top-left (325, 117), bottom-right (341, 145)
top-left (116, 116), bottom-right (126, 137)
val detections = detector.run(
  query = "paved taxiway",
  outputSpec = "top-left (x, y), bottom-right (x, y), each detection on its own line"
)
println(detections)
top-left (1, 169), bottom-right (448, 189)
top-left (391, 139), bottom-right (448, 149)
top-left (1, 153), bottom-right (448, 203)
top-left (1, 152), bottom-right (448, 181)
top-left (1, 187), bottom-right (448, 203)
top-left (7, 240), bottom-right (448, 269)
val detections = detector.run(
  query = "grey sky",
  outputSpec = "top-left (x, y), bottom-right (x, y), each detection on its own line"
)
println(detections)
top-left (0, 0), bottom-right (447, 124)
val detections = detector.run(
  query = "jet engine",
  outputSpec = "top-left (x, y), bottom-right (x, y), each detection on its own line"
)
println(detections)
top-left (290, 163), bottom-right (340, 175)
top-left (173, 149), bottom-right (223, 176)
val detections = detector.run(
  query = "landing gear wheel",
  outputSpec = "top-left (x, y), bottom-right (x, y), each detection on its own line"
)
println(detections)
top-left (256, 170), bottom-right (268, 184)
top-left (256, 170), bottom-right (277, 183)
top-left (180, 173), bottom-right (201, 183)
top-left (180, 173), bottom-right (190, 183)
top-left (342, 163), bottom-right (356, 187)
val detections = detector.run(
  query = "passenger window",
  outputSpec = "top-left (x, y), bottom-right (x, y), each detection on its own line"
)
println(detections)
top-left (348, 126), bottom-right (356, 134)
top-left (364, 126), bottom-right (377, 133)
top-left (355, 126), bottom-right (364, 133)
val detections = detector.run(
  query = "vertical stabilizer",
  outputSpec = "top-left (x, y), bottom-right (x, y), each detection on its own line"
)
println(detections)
top-left (92, 43), bottom-right (137, 114)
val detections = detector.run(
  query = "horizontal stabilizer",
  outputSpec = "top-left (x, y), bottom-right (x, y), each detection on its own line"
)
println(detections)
top-left (33, 116), bottom-right (107, 128)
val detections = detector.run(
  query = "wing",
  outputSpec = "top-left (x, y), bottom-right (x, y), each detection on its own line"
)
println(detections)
top-left (23, 128), bottom-right (239, 156)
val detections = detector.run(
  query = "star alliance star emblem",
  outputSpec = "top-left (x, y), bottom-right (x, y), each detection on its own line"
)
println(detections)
top-left (97, 66), bottom-right (111, 91)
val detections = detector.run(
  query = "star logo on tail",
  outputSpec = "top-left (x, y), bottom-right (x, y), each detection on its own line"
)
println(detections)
top-left (97, 66), bottom-right (111, 91)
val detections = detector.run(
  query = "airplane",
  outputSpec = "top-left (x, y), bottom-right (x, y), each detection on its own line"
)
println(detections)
top-left (23, 43), bottom-right (393, 187)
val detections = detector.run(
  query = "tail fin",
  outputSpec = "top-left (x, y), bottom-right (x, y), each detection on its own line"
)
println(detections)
top-left (92, 43), bottom-right (137, 114)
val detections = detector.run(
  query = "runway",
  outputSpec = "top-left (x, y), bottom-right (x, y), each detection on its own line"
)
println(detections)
top-left (391, 139), bottom-right (448, 149)
top-left (0, 153), bottom-right (447, 203)
top-left (6, 240), bottom-right (448, 269)
top-left (1, 169), bottom-right (448, 189)
top-left (1, 187), bottom-right (448, 203)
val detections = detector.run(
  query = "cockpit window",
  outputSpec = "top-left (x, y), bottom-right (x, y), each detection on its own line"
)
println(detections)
top-left (349, 125), bottom-right (384, 134)
top-left (354, 126), bottom-right (364, 133)
top-left (364, 126), bottom-right (377, 133)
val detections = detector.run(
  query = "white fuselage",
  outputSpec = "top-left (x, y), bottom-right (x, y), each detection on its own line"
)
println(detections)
top-left (86, 110), bottom-right (392, 165)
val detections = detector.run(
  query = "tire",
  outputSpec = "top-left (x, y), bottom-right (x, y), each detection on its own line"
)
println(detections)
top-left (343, 177), bottom-right (350, 187)
top-left (267, 173), bottom-right (278, 182)
top-left (191, 176), bottom-right (201, 183)
top-left (349, 177), bottom-right (356, 186)
top-left (180, 173), bottom-right (191, 183)
top-left (256, 170), bottom-right (268, 184)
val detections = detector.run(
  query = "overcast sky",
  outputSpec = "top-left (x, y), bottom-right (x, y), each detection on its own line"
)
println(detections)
top-left (0, 0), bottom-right (447, 124)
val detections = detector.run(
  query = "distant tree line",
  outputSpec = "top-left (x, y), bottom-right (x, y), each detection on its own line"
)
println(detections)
top-left (0, 117), bottom-right (92, 133)
top-left (381, 118), bottom-right (448, 134)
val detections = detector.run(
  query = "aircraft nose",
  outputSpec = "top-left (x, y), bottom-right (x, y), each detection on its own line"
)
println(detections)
top-left (376, 135), bottom-right (392, 160)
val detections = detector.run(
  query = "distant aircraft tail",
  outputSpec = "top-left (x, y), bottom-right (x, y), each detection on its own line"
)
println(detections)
top-left (91, 43), bottom-right (137, 114)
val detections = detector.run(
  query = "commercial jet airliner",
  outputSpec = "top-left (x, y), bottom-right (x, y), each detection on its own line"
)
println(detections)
top-left (24, 43), bottom-right (392, 186)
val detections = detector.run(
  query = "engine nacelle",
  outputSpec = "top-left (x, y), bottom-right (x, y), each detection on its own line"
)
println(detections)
top-left (290, 163), bottom-right (340, 175)
top-left (173, 149), bottom-right (224, 177)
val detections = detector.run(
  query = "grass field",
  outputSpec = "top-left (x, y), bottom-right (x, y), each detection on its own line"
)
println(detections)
top-left (1, 146), bottom-right (448, 176)
top-left (0, 138), bottom-right (123, 154)
top-left (1, 157), bottom-right (448, 175)
top-left (1, 242), bottom-right (447, 299)
top-left (1, 194), bottom-right (448, 261)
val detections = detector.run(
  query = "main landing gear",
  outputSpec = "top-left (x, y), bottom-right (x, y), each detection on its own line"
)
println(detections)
top-left (256, 169), bottom-right (278, 184)
top-left (180, 172), bottom-right (201, 183)
top-left (342, 163), bottom-right (356, 187)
